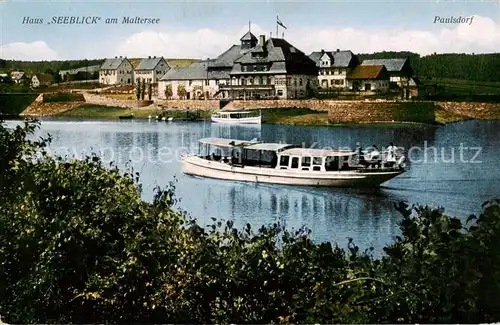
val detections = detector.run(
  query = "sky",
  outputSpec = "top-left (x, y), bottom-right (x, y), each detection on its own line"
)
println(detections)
top-left (1, 0), bottom-right (500, 61)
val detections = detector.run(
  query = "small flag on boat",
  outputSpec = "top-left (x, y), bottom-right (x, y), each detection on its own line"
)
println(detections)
top-left (277, 16), bottom-right (287, 29)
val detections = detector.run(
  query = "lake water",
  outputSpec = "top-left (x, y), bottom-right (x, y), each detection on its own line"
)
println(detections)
top-left (5, 119), bottom-right (500, 253)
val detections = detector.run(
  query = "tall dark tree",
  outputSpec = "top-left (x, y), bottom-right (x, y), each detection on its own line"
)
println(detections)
top-left (141, 80), bottom-right (146, 100)
top-left (136, 79), bottom-right (141, 101)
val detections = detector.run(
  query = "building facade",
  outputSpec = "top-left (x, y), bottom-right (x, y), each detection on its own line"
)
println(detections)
top-left (158, 61), bottom-right (213, 100)
top-left (99, 57), bottom-right (134, 85)
top-left (31, 73), bottom-right (54, 88)
top-left (308, 49), bottom-right (359, 90)
top-left (133, 56), bottom-right (170, 84)
top-left (158, 28), bottom-right (319, 100)
top-left (223, 34), bottom-right (318, 99)
top-left (346, 65), bottom-right (390, 92)
top-left (360, 58), bottom-right (413, 88)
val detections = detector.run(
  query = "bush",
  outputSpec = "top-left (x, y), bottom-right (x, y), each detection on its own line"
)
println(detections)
top-left (1, 119), bottom-right (500, 323)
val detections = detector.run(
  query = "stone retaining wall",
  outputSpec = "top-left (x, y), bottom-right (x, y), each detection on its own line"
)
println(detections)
top-left (21, 102), bottom-right (83, 117)
top-left (158, 100), bottom-right (220, 110)
top-left (82, 92), bottom-right (138, 108)
top-left (436, 101), bottom-right (500, 120)
top-left (229, 99), bottom-right (436, 124)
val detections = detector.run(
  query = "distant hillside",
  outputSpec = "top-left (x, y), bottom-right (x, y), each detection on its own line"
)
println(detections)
top-left (358, 51), bottom-right (500, 82)
top-left (0, 59), bottom-right (105, 74)
top-left (1, 57), bottom-right (200, 74)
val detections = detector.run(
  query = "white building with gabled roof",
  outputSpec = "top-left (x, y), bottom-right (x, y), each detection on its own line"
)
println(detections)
top-left (99, 56), bottom-right (133, 85)
top-left (133, 56), bottom-right (170, 84)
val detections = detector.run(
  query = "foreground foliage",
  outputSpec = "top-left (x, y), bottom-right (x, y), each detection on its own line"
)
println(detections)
top-left (1, 120), bottom-right (500, 323)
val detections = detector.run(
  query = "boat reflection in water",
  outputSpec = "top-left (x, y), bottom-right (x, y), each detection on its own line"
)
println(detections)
top-left (192, 181), bottom-right (405, 255)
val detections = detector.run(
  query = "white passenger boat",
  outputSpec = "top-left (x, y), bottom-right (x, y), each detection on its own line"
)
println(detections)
top-left (181, 138), bottom-right (407, 188)
top-left (211, 110), bottom-right (261, 124)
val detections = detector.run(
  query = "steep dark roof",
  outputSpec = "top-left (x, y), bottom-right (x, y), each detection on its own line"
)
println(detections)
top-left (361, 58), bottom-right (408, 72)
top-left (208, 45), bottom-right (245, 68)
top-left (34, 73), bottom-right (54, 83)
top-left (240, 31), bottom-right (257, 42)
top-left (136, 57), bottom-right (168, 70)
top-left (309, 50), bottom-right (358, 68)
top-left (347, 65), bottom-right (389, 80)
top-left (100, 58), bottom-right (130, 70)
top-left (231, 38), bottom-right (317, 75)
top-left (160, 61), bottom-right (209, 81)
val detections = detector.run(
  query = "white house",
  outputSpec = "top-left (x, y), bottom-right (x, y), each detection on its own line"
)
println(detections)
top-left (346, 65), bottom-right (390, 92)
top-left (10, 71), bottom-right (28, 84)
top-left (31, 73), bottom-right (54, 88)
top-left (133, 56), bottom-right (170, 84)
top-left (308, 49), bottom-right (359, 90)
top-left (158, 61), bottom-right (213, 100)
top-left (99, 57), bottom-right (133, 85)
top-left (360, 58), bottom-right (413, 88)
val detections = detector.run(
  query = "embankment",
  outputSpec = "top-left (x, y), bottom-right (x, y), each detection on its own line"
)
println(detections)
top-left (435, 101), bottom-right (500, 122)
top-left (228, 99), bottom-right (436, 124)
top-left (21, 92), bottom-right (86, 117)
top-left (0, 93), bottom-right (39, 117)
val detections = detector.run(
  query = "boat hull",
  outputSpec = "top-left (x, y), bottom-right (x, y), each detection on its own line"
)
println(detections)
top-left (181, 155), bottom-right (403, 188)
top-left (211, 116), bottom-right (261, 124)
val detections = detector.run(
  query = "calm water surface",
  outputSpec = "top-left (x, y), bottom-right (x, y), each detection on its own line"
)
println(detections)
top-left (6, 119), bottom-right (500, 253)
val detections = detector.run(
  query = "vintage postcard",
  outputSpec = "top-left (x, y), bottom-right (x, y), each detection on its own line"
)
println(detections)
top-left (1, 0), bottom-right (500, 323)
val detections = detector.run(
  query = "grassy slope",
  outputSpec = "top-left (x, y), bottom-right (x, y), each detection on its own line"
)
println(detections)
top-left (57, 104), bottom-right (212, 120)
top-left (421, 78), bottom-right (500, 95)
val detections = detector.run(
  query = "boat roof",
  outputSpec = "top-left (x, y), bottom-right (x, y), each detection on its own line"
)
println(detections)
top-left (198, 137), bottom-right (293, 151)
top-left (215, 110), bottom-right (257, 114)
top-left (199, 137), bottom-right (260, 147)
top-left (246, 143), bottom-right (295, 151)
top-left (280, 148), bottom-right (357, 157)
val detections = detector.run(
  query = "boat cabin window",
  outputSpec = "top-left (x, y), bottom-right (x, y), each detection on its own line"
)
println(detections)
top-left (302, 156), bottom-right (311, 167)
top-left (291, 157), bottom-right (299, 169)
top-left (312, 157), bottom-right (322, 171)
top-left (279, 155), bottom-right (289, 169)
top-left (325, 156), bottom-right (340, 171)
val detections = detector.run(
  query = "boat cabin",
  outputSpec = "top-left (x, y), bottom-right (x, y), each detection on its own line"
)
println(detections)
top-left (276, 148), bottom-right (356, 172)
top-left (196, 138), bottom-right (360, 171)
top-left (212, 110), bottom-right (260, 120)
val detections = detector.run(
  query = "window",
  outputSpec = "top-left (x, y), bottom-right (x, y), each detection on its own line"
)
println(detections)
top-left (302, 156), bottom-right (311, 167)
top-left (330, 80), bottom-right (334, 85)
top-left (299, 79), bottom-right (302, 86)
top-left (279, 155), bottom-right (289, 168)
top-left (291, 157), bottom-right (299, 169)
top-left (205, 80), bottom-right (209, 86)
top-left (189, 80), bottom-right (192, 86)
top-left (259, 77), bottom-right (263, 85)
top-left (293, 79), bottom-right (297, 86)
top-left (313, 157), bottom-right (322, 165)
top-left (325, 156), bottom-right (340, 171)
top-left (277, 89), bottom-right (283, 96)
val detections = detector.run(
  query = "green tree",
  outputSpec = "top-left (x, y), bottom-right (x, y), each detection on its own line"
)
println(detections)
top-left (177, 84), bottom-right (186, 99)
top-left (136, 79), bottom-right (141, 101)
top-left (164, 84), bottom-right (173, 99)
top-left (141, 80), bottom-right (146, 100)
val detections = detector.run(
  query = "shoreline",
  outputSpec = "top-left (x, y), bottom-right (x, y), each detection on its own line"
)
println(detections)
top-left (3, 92), bottom-right (500, 126)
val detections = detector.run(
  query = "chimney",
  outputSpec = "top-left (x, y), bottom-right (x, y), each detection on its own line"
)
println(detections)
top-left (337, 48), bottom-right (340, 52)
top-left (259, 35), bottom-right (265, 47)
top-left (148, 55), bottom-right (151, 59)
top-left (119, 56), bottom-right (122, 58)
top-left (115, 56), bottom-right (118, 58)
top-left (321, 49), bottom-right (324, 53)
top-left (153, 56), bottom-right (156, 58)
